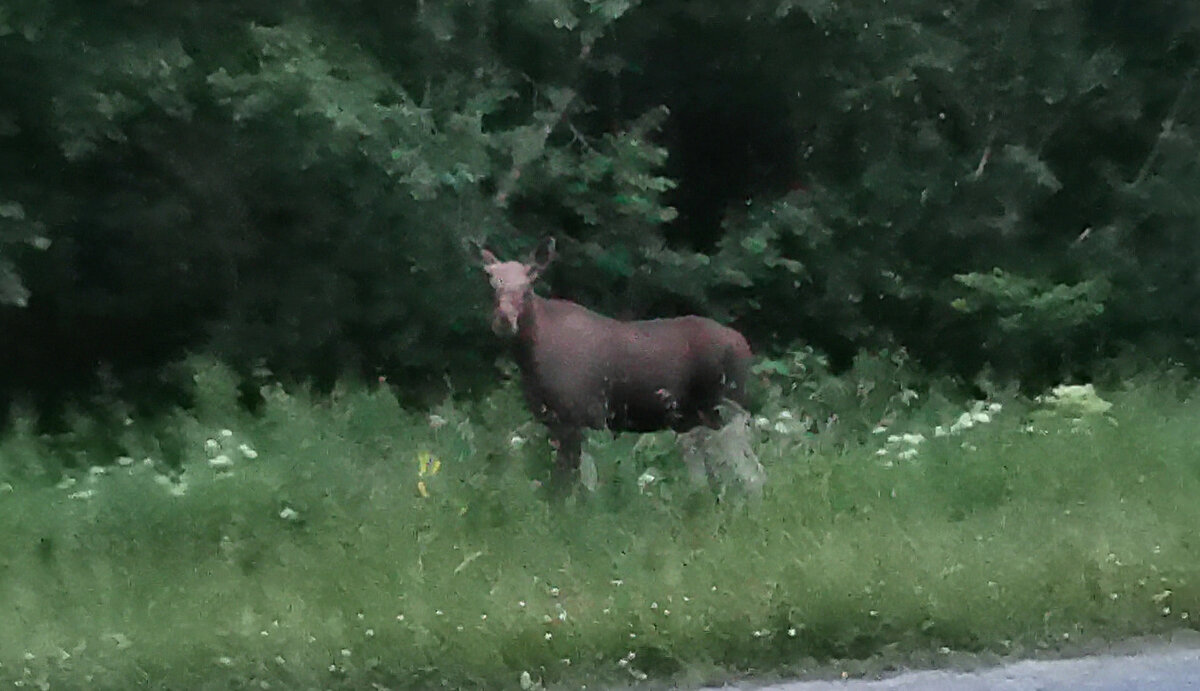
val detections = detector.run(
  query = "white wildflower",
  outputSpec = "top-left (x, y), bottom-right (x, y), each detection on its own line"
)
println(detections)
top-left (68, 489), bottom-right (96, 500)
top-left (116, 456), bottom-right (134, 467)
top-left (934, 425), bottom-right (948, 437)
top-left (169, 482), bottom-right (188, 497)
top-left (950, 412), bottom-right (975, 433)
top-left (875, 449), bottom-right (888, 456)
top-left (220, 429), bottom-right (233, 438)
top-left (754, 416), bottom-right (771, 429)
top-left (279, 506), bottom-right (300, 521)
top-left (428, 414), bottom-right (448, 430)
top-left (636, 470), bottom-right (657, 492)
top-left (1053, 384), bottom-right (1091, 398)
top-left (205, 439), bottom-right (220, 453)
top-left (208, 454), bottom-right (233, 469)
top-left (1045, 383), bottom-right (1113, 416)
top-left (901, 433), bottom-right (926, 445)
top-left (988, 402), bottom-right (1003, 413)
top-left (872, 425), bottom-right (888, 434)
top-left (773, 421), bottom-right (789, 434)
top-left (238, 443), bottom-right (258, 459)
top-left (510, 435), bottom-right (526, 449)
top-left (897, 448), bottom-right (919, 461)
top-left (972, 412), bottom-right (991, 424)
top-left (778, 410), bottom-right (794, 420)
top-left (886, 434), bottom-right (901, 444)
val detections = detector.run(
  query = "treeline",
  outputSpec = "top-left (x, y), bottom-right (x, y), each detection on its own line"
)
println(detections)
top-left (0, 0), bottom-right (1198, 414)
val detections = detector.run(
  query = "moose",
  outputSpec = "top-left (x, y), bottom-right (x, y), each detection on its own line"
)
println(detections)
top-left (479, 237), bottom-right (754, 488)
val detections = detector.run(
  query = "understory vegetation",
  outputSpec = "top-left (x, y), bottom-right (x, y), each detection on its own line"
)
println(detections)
top-left (2, 357), bottom-right (1198, 689)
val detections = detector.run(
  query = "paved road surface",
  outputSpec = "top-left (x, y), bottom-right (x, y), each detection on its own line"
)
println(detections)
top-left (703, 634), bottom-right (1200, 691)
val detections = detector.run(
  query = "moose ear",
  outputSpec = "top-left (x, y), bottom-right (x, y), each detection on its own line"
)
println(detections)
top-left (530, 236), bottom-right (556, 271)
top-left (479, 248), bottom-right (500, 266)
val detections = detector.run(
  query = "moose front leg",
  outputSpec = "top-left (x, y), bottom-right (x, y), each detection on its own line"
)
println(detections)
top-left (549, 426), bottom-right (584, 489)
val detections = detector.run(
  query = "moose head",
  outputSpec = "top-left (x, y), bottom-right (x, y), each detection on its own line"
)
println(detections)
top-left (480, 237), bottom-right (556, 336)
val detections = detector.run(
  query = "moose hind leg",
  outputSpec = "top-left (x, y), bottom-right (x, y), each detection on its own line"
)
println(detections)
top-left (679, 427), bottom-right (712, 488)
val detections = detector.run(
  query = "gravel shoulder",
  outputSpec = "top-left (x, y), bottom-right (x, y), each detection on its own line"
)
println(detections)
top-left (701, 632), bottom-right (1200, 691)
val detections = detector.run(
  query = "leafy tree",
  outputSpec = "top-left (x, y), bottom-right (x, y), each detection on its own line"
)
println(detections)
top-left (1, 0), bottom-right (1200, 414)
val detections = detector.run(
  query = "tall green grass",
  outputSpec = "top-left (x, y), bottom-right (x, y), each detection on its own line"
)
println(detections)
top-left (1, 361), bottom-right (1199, 689)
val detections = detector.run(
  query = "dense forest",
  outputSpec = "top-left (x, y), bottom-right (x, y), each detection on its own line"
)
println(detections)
top-left (1, 0), bottom-right (1198, 415)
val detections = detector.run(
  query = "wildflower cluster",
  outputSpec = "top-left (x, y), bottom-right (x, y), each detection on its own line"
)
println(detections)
top-left (753, 409), bottom-right (811, 435)
top-left (874, 401), bottom-right (1003, 463)
top-left (939, 401), bottom-right (1003, 437)
top-left (203, 427), bottom-right (260, 471)
top-left (1034, 384), bottom-right (1114, 430)
top-left (58, 454), bottom-right (156, 500)
top-left (54, 424), bottom-right (261, 502)
top-left (875, 432), bottom-right (926, 464)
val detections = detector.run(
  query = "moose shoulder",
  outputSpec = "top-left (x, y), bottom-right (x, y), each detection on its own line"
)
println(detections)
top-left (480, 238), bottom-right (753, 487)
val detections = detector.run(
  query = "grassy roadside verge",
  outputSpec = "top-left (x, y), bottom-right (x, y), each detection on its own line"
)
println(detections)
top-left (2, 363), bottom-right (1199, 689)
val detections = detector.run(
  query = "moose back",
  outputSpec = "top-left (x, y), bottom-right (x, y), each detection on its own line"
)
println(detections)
top-left (480, 239), bottom-right (753, 486)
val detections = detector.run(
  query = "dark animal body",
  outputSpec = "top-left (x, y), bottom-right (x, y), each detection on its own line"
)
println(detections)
top-left (481, 239), bottom-right (753, 485)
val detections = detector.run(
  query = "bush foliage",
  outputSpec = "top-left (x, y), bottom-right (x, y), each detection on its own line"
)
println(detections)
top-left (0, 1), bottom-right (1197, 407)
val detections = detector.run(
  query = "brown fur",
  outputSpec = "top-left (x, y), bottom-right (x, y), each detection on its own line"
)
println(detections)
top-left (481, 239), bottom-right (753, 486)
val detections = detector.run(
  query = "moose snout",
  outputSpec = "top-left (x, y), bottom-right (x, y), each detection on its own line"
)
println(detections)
top-left (491, 316), bottom-right (518, 336)
top-left (491, 305), bottom-right (520, 336)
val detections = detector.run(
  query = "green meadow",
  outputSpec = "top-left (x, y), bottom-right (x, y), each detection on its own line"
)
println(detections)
top-left (2, 358), bottom-right (1199, 689)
